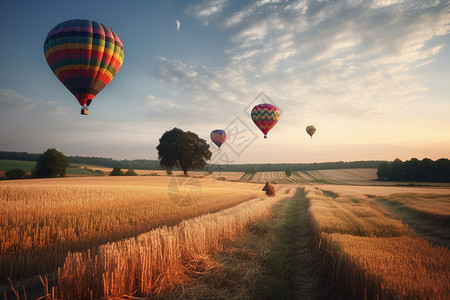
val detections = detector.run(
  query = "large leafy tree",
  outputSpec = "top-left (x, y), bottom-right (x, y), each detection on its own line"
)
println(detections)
top-left (156, 128), bottom-right (212, 176)
top-left (33, 148), bottom-right (67, 178)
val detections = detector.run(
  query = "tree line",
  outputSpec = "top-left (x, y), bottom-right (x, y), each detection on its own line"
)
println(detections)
top-left (2, 149), bottom-right (142, 180)
top-left (0, 151), bottom-right (161, 170)
top-left (377, 158), bottom-right (450, 182)
top-left (1, 150), bottom-right (386, 173)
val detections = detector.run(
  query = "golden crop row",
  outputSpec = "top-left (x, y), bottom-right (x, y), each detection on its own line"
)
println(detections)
top-left (307, 187), bottom-right (409, 237)
top-left (0, 177), bottom-right (263, 283)
top-left (381, 192), bottom-right (450, 220)
top-left (322, 233), bottom-right (449, 299)
top-left (56, 187), bottom-right (296, 298)
top-left (305, 185), bottom-right (450, 299)
top-left (307, 168), bottom-right (378, 182)
top-left (208, 172), bottom-right (244, 181)
top-left (249, 172), bottom-right (304, 184)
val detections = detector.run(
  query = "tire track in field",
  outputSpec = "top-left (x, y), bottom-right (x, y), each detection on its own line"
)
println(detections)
top-left (274, 188), bottom-right (341, 299)
top-left (158, 187), bottom-right (343, 299)
top-left (251, 188), bottom-right (342, 299)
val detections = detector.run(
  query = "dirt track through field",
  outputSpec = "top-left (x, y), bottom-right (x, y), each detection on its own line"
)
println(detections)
top-left (276, 188), bottom-right (340, 299)
top-left (161, 187), bottom-right (343, 299)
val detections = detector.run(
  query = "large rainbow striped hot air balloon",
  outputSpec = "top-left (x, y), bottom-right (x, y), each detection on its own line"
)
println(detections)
top-left (210, 129), bottom-right (227, 149)
top-left (44, 19), bottom-right (124, 115)
top-left (251, 103), bottom-right (280, 138)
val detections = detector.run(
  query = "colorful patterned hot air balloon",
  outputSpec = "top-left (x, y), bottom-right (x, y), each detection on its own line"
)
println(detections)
top-left (251, 103), bottom-right (280, 138)
top-left (306, 125), bottom-right (316, 138)
top-left (210, 129), bottom-right (227, 149)
top-left (43, 19), bottom-right (124, 115)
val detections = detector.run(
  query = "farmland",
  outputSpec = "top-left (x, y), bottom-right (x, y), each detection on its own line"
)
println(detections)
top-left (1, 170), bottom-right (449, 299)
top-left (0, 177), bottom-right (264, 284)
top-left (306, 185), bottom-right (450, 299)
top-left (0, 159), bottom-right (381, 184)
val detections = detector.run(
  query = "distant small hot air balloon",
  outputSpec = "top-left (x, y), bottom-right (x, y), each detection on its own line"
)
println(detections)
top-left (306, 125), bottom-right (316, 138)
top-left (251, 103), bottom-right (280, 138)
top-left (44, 19), bottom-right (125, 115)
top-left (210, 129), bottom-right (227, 149)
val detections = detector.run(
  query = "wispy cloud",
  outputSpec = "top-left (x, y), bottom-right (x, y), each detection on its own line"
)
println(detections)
top-left (181, 0), bottom-right (449, 120)
top-left (154, 56), bottom-right (246, 105)
top-left (186, 0), bottom-right (230, 25)
top-left (223, 0), bottom-right (282, 28)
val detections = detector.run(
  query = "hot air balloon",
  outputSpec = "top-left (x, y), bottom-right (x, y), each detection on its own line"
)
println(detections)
top-left (43, 19), bottom-right (124, 115)
top-left (251, 103), bottom-right (280, 138)
top-left (210, 129), bottom-right (227, 149)
top-left (306, 125), bottom-right (316, 138)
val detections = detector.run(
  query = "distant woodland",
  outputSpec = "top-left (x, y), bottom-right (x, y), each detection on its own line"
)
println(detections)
top-left (1, 151), bottom-right (384, 172)
top-left (377, 158), bottom-right (450, 182)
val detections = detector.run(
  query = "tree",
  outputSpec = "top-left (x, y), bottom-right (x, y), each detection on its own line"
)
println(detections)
top-left (377, 162), bottom-right (390, 181)
top-left (33, 148), bottom-right (67, 178)
top-left (124, 169), bottom-right (137, 176)
top-left (247, 166), bottom-right (257, 174)
top-left (156, 128), bottom-right (212, 176)
top-left (285, 167), bottom-right (292, 177)
top-left (434, 158), bottom-right (450, 182)
top-left (5, 168), bottom-right (26, 180)
top-left (94, 170), bottom-right (104, 176)
top-left (389, 158), bottom-right (405, 181)
top-left (110, 167), bottom-right (123, 176)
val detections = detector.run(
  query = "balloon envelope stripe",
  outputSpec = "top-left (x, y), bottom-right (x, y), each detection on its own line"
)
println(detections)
top-left (55, 66), bottom-right (115, 82)
top-left (46, 31), bottom-right (117, 43)
top-left (50, 56), bottom-right (122, 75)
top-left (46, 49), bottom-right (105, 68)
top-left (45, 41), bottom-right (123, 57)
top-left (44, 35), bottom-right (111, 48)
top-left (45, 46), bottom-right (124, 64)
top-left (95, 26), bottom-right (116, 90)
top-left (47, 26), bottom-right (117, 39)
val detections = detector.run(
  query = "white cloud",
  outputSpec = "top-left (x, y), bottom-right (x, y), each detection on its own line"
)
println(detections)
top-left (146, 95), bottom-right (177, 108)
top-left (231, 20), bottom-right (269, 47)
top-left (186, 0), bottom-right (229, 25)
top-left (371, 0), bottom-right (405, 9)
top-left (224, 0), bottom-right (281, 28)
top-left (0, 89), bottom-right (36, 111)
top-left (211, 0), bottom-right (450, 119)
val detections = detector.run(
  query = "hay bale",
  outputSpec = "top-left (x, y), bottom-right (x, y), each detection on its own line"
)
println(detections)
top-left (262, 181), bottom-right (276, 197)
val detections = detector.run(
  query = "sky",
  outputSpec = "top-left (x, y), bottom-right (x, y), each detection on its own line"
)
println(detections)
top-left (0, 0), bottom-right (449, 164)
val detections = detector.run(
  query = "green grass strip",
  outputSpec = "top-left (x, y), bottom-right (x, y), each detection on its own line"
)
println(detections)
top-left (258, 188), bottom-right (305, 299)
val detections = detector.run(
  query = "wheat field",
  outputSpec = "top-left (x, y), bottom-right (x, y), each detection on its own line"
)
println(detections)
top-left (57, 186), bottom-right (295, 298)
top-left (305, 185), bottom-right (450, 299)
top-left (206, 171), bottom-right (245, 181)
top-left (2, 172), bottom-right (449, 299)
top-left (0, 176), bottom-right (264, 284)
